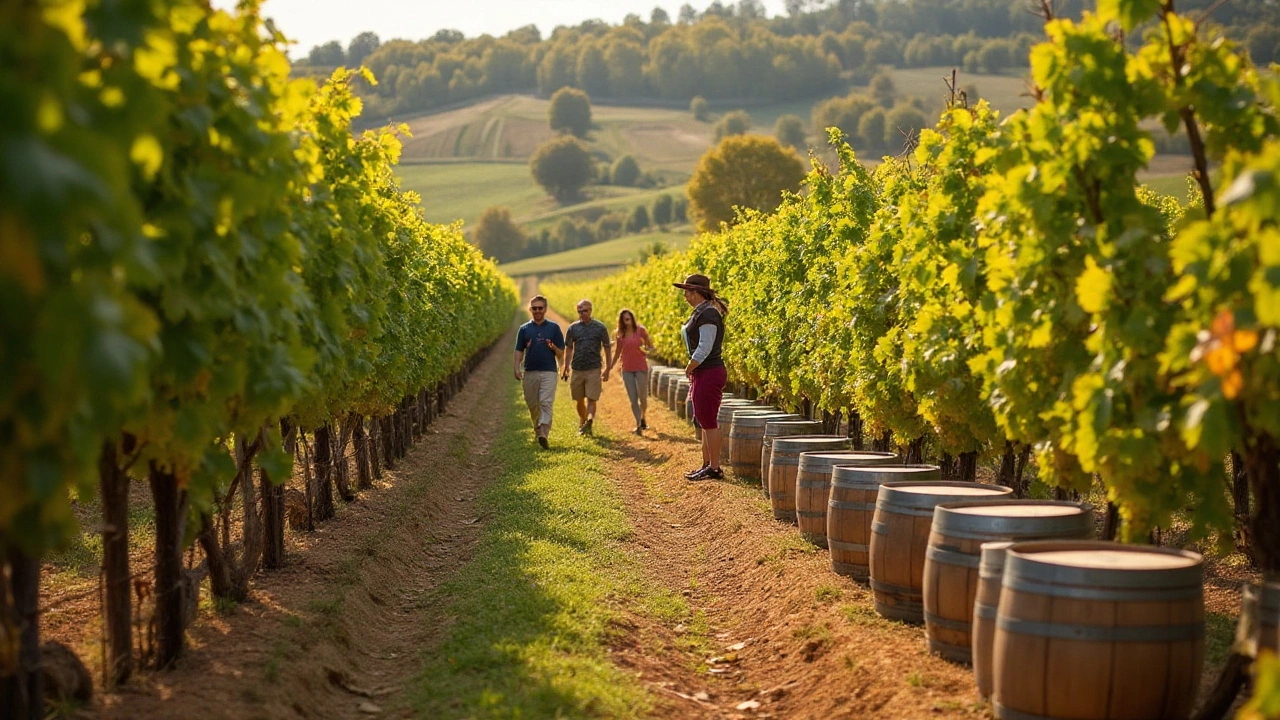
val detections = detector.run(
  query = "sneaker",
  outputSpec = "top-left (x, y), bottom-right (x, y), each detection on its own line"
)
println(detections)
top-left (640, 418), bottom-right (648, 430)
top-left (581, 418), bottom-right (593, 435)
top-left (538, 436), bottom-right (549, 449)
top-left (684, 463), bottom-right (710, 479)
top-left (633, 426), bottom-right (643, 436)
top-left (692, 467), bottom-right (724, 481)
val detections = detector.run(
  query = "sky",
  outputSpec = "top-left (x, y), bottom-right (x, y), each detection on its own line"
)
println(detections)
top-left (210, 0), bottom-right (792, 57)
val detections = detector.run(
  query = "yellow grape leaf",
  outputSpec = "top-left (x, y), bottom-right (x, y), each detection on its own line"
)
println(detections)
top-left (1222, 369), bottom-right (1244, 400)
top-left (130, 134), bottom-right (164, 180)
top-left (1075, 257), bottom-right (1112, 314)
top-left (1205, 344), bottom-right (1237, 377)
top-left (1234, 330), bottom-right (1259, 354)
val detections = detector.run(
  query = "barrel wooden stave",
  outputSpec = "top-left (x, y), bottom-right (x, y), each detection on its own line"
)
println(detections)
top-left (972, 541), bottom-right (1013, 700)
top-left (992, 541), bottom-right (1204, 720)
top-left (795, 451), bottom-right (897, 548)
top-left (767, 436), bottom-right (850, 523)
top-left (827, 465), bottom-right (940, 580)
top-left (923, 501), bottom-right (1094, 664)
top-left (868, 482), bottom-right (1013, 624)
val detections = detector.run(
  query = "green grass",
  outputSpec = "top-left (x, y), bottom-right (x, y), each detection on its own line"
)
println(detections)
top-left (880, 67), bottom-right (1032, 117)
top-left (407, 371), bottom-right (651, 718)
top-left (397, 162), bottom-right (547, 229)
top-left (499, 228), bottom-right (695, 277)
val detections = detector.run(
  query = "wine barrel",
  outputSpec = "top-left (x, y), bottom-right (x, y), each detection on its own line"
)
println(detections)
top-left (727, 412), bottom-right (801, 480)
top-left (648, 366), bottom-right (668, 396)
top-left (923, 501), bottom-right (1094, 664)
top-left (992, 541), bottom-right (1204, 720)
top-left (828, 465), bottom-right (940, 580)
top-left (760, 421), bottom-right (824, 498)
top-left (973, 541), bottom-right (1013, 700)
top-left (672, 378), bottom-right (691, 415)
top-left (869, 482), bottom-right (1012, 623)
top-left (795, 451), bottom-right (897, 548)
top-left (1252, 582), bottom-right (1280, 656)
top-left (768, 436), bottom-right (850, 523)
top-left (717, 406), bottom-right (777, 465)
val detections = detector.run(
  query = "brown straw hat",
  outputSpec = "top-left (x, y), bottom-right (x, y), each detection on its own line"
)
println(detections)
top-left (673, 273), bottom-right (714, 292)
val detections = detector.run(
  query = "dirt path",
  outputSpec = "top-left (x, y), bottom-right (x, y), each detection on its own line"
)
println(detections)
top-left (589, 369), bottom-right (982, 719)
top-left (91, 333), bottom-right (515, 719)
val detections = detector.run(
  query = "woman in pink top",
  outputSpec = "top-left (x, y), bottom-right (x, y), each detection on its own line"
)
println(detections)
top-left (608, 308), bottom-right (655, 434)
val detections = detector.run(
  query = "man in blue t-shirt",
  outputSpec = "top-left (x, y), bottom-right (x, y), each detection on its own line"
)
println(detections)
top-left (514, 295), bottom-right (565, 448)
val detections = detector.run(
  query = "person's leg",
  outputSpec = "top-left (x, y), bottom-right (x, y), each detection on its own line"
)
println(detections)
top-left (522, 374), bottom-right (540, 430)
top-left (570, 371), bottom-right (588, 425)
top-left (537, 372), bottom-right (556, 436)
top-left (706, 427), bottom-right (722, 469)
top-left (622, 371), bottom-right (643, 426)
top-left (637, 369), bottom-right (649, 425)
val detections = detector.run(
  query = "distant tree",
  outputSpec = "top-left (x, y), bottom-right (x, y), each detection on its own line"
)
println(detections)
top-left (736, 0), bottom-right (766, 19)
top-left (548, 87), bottom-right (592, 137)
top-left (857, 107), bottom-right (886, 155)
top-left (774, 114), bottom-right (808, 150)
top-left (347, 32), bottom-right (381, 66)
top-left (651, 194), bottom-right (674, 227)
top-left (530, 136), bottom-right (595, 201)
top-left (651, 7), bottom-right (672, 25)
top-left (553, 218), bottom-right (581, 250)
top-left (611, 155), bottom-right (642, 186)
top-left (690, 95), bottom-right (710, 121)
top-left (627, 205), bottom-right (651, 233)
top-left (473, 207), bottom-right (525, 263)
top-left (595, 213), bottom-right (625, 241)
top-left (596, 162), bottom-right (612, 184)
top-left (884, 104), bottom-right (927, 152)
top-left (576, 43), bottom-right (609, 96)
top-left (678, 3), bottom-right (698, 24)
top-left (673, 195), bottom-right (689, 222)
top-left (604, 39), bottom-right (646, 96)
top-left (687, 135), bottom-right (804, 231)
top-left (307, 41), bottom-right (345, 67)
top-left (432, 29), bottom-right (465, 44)
top-left (812, 93), bottom-right (876, 141)
top-left (506, 24), bottom-right (542, 44)
top-left (713, 109), bottom-right (752, 142)
top-left (870, 72), bottom-right (896, 108)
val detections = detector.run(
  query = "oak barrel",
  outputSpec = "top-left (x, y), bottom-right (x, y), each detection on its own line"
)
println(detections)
top-left (717, 406), bottom-right (777, 465)
top-left (673, 378), bottom-right (691, 415)
top-left (973, 541), bottom-right (1014, 700)
top-left (869, 482), bottom-right (1012, 623)
top-left (760, 421), bottom-right (824, 498)
top-left (767, 436), bottom-right (850, 523)
top-left (828, 464), bottom-right (938, 579)
top-left (992, 541), bottom-right (1204, 720)
top-left (727, 412), bottom-right (801, 480)
top-left (795, 451), bottom-right (897, 548)
top-left (648, 366), bottom-right (668, 396)
top-left (924, 500), bottom-right (1094, 664)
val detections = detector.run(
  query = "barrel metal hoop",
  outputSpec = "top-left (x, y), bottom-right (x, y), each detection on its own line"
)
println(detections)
top-left (924, 611), bottom-right (973, 632)
top-left (926, 546), bottom-right (981, 569)
top-left (994, 702), bottom-right (1057, 720)
top-left (973, 603), bottom-right (998, 621)
top-left (978, 568), bottom-right (1004, 580)
top-left (797, 480), bottom-right (830, 489)
top-left (771, 458), bottom-right (800, 467)
top-left (933, 525), bottom-right (1092, 542)
top-left (878, 505), bottom-right (939, 518)
top-left (797, 510), bottom-right (826, 519)
top-left (870, 579), bottom-right (922, 598)
top-left (1006, 549), bottom-right (1203, 589)
top-left (871, 520), bottom-right (889, 536)
top-left (1005, 576), bottom-right (1205, 602)
top-left (829, 500), bottom-right (877, 511)
top-left (927, 638), bottom-right (972, 663)
top-left (996, 617), bottom-right (1205, 643)
top-left (828, 540), bottom-right (868, 553)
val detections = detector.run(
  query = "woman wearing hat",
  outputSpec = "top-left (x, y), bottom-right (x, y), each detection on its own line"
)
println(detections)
top-left (673, 274), bottom-right (729, 480)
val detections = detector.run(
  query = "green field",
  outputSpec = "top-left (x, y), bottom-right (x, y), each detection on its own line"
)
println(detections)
top-left (499, 228), bottom-right (695, 277)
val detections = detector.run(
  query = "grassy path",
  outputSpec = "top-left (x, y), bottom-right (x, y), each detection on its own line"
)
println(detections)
top-left (406, 367), bottom-right (653, 717)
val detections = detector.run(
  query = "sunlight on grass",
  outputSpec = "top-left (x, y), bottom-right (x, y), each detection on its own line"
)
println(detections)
top-left (408, 376), bottom-right (651, 718)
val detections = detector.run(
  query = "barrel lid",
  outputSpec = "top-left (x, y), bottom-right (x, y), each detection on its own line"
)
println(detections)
top-left (878, 481), bottom-right (1012, 510)
top-left (933, 500), bottom-right (1093, 542)
top-left (772, 436), bottom-right (851, 452)
top-left (799, 451), bottom-right (897, 472)
top-left (734, 413), bottom-right (801, 427)
top-left (948, 502), bottom-right (1083, 518)
top-left (764, 420), bottom-right (823, 432)
top-left (1006, 540), bottom-right (1203, 589)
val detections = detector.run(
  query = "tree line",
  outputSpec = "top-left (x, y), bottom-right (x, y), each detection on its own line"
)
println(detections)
top-left (298, 1), bottom-right (1279, 122)
top-left (1, 2), bottom-right (517, 716)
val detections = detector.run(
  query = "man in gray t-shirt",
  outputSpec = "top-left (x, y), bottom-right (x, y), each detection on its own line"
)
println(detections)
top-left (562, 299), bottom-right (613, 435)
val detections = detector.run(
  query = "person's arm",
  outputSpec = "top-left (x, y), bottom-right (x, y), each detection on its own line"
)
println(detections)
top-left (685, 324), bottom-right (717, 377)
top-left (603, 337), bottom-right (614, 381)
top-left (606, 335), bottom-right (620, 373)
top-left (561, 328), bottom-right (574, 379)
top-left (514, 349), bottom-right (524, 380)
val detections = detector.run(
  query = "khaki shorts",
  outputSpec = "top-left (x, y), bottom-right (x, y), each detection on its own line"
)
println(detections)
top-left (570, 368), bottom-right (602, 401)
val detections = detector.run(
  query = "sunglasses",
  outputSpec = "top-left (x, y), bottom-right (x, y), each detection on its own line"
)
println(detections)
top-left (577, 309), bottom-right (591, 314)
top-left (530, 306), bottom-right (546, 311)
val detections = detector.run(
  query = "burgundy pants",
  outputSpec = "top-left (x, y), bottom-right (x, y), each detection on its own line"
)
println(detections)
top-left (689, 364), bottom-right (727, 429)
